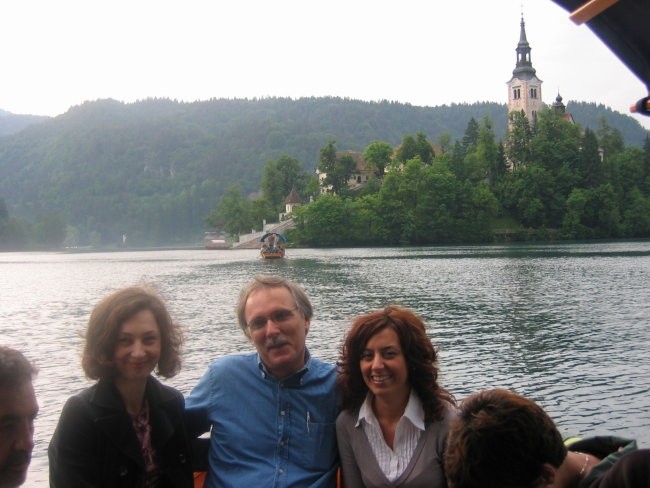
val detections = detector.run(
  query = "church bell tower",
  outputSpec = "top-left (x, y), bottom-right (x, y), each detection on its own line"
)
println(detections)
top-left (507, 14), bottom-right (544, 127)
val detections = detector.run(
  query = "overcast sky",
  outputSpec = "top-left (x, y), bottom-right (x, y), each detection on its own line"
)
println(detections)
top-left (1, 0), bottom-right (649, 130)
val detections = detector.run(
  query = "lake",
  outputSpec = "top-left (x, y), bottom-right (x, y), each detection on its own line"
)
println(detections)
top-left (1, 242), bottom-right (649, 486)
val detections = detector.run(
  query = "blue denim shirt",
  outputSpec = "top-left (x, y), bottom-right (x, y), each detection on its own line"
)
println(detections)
top-left (186, 350), bottom-right (338, 488)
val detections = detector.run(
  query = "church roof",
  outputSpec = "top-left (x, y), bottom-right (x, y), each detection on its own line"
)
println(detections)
top-left (285, 188), bottom-right (301, 204)
top-left (510, 16), bottom-right (541, 82)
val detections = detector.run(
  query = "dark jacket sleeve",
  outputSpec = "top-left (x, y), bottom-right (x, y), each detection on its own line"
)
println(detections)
top-left (151, 388), bottom-right (194, 488)
top-left (590, 449), bottom-right (650, 488)
top-left (48, 394), bottom-right (105, 488)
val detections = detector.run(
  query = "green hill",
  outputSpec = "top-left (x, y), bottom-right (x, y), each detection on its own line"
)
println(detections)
top-left (0, 97), bottom-right (647, 246)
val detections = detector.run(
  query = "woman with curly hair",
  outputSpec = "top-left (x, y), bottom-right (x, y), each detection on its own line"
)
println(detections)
top-left (49, 285), bottom-right (193, 488)
top-left (336, 305), bottom-right (456, 488)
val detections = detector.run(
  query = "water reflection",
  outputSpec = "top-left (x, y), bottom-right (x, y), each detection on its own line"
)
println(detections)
top-left (1, 242), bottom-right (649, 486)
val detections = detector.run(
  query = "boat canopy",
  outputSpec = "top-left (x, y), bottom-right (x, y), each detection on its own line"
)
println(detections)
top-left (259, 232), bottom-right (288, 242)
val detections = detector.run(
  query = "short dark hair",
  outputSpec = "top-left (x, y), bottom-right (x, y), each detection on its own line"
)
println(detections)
top-left (0, 346), bottom-right (37, 389)
top-left (337, 305), bottom-right (454, 422)
top-left (445, 388), bottom-right (567, 488)
top-left (82, 285), bottom-right (182, 380)
top-left (236, 275), bottom-right (313, 338)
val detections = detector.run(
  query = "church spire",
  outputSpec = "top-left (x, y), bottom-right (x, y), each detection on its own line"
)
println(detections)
top-left (512, 15), bottom-right (537, 80)
top-left (507, 12), bottom-right (543, 128)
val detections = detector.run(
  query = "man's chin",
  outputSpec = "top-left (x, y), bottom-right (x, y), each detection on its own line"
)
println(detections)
top-left (0, 466), bottom-right (29, 488)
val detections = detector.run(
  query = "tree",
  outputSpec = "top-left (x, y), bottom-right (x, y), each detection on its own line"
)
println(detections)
top-left (32, 213), bottom-right (67, 249)
top-left (0, 197), bottom-right (8, 220)
top-left (395, 134), bottom-right (418, 163)
top-left (597, 118), bottom-right (624, 160)
top-left (375, 172), bottom-right (408, 244)
top-left (291, 194), bottom-right (348, 246)
top-left (462, 118), bottom-right (480, 151)
top-left (621, 187), bottom-right (650, 237)
top-left (205, 183), bottom-right (253, 237)
top-left (529, 109), bottom-right (581, 175)
top-left (505, 110), bottom-right (532, 169)
top-left (395, 133), bottom-right (434, 165)
top-left (562, 188), bottom-right (590, 238)
top-left (643, 135), bottom-right (650, 193)
top-left (317, 141), bottom-right (356, 196)
top-left (362, 141), bottom-right (393, 178)
top-left (0, 217), bottom-right (29, 250)
top-left (261, 155), bottom-right (308, 211)
top-left (414, 132), bottom-right (434, 165)
top-left (578, 128), bottom-right (603, 188)
top-left (437, 132), bottom-right (453, 155)
top-left (475, 117), bottom-right (500, 185)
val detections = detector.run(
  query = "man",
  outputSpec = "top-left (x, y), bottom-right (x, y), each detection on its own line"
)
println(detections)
top-left (0, 346), bottom-right (38, 488)
top-left (445, 388), bottom-right (650, 488)
top-left (186, 275), bottom-right (338, 488)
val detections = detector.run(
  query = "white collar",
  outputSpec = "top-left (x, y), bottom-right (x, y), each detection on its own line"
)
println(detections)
top-left (356, 390), bottom-right (425, 431)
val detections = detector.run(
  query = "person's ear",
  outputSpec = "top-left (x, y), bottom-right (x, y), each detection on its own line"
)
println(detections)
top-left (540, 463), bottom-right (556, 486)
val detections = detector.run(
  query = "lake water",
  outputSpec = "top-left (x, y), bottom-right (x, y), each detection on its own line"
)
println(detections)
top-left (1, 242), bottom-right (650, 486)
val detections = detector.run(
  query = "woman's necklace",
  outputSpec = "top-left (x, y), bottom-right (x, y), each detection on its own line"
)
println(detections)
top-left (578, 452), bottom-right (590, 478)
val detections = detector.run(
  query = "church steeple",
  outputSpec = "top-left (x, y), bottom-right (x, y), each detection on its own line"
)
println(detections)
top-left (512, 15), bottom-right (537, 80)
top-left (552, 92), bottom-right (565, 114)
top-left (507, 13), bottom-right (544, 127)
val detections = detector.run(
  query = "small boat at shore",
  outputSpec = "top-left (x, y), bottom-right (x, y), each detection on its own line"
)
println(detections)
top-left (204, 232), bottom-right (230, 250)
top-left (260, 232), bottom-right (287, 259)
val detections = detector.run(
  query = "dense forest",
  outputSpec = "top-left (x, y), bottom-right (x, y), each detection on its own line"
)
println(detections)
top-left (210, 111), bottom-right (650, 246)
top-left (0, 97), bottom-right (648, 249)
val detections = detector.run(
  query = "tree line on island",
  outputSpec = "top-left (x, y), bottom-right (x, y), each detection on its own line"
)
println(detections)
top-left (0, 97), bottom-right (648, 250)
top-left (210, 109), bottom-right (650, 247)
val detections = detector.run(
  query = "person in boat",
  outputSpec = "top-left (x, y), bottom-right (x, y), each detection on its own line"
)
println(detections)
top-left (336, 306), bottom-right (457, 488)
top-left (48, 286), bottom-right (193, 488)
top-left (267, 234), bottom-right (276, 252)
top-left (0, 346), bottom-right (38, 488)
top-left (444, 388), bottom-right (650, 488)
top-left (185, 274), bottom-right (339, 488)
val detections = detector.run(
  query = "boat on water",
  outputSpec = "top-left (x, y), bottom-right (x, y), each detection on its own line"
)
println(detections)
top-left (204, 232), bottom-right (230, 250)
top-left (260, 232), bottom-right (287, 259)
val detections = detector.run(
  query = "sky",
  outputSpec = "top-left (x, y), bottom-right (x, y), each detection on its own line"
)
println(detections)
top-left (1, 0), bottom-right (649, 130)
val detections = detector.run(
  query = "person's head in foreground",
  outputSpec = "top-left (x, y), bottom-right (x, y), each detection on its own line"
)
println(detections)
top-left (337, 305), bottom-right (452, 421)
top-left (0, 346), bottom-right (38, 488)
top-left (445, 388), bottom-right (571, 488)
top-left (237, 274), bottom-right (313, 379)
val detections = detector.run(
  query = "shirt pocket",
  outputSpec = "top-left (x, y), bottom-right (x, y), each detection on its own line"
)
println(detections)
top-left (294, 420), bottom-right (337, 470)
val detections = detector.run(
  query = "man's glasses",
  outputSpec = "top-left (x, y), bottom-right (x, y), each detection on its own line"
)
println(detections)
top-left (247, 307), bottom-right (299, 331)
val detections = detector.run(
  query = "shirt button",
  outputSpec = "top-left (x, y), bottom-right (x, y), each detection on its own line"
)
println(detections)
top-left (280, 410), bottom-right (286, 416)
top-left (279, 469), bottom-right (284, 474)
top-left (279, 440), bottom-right (285, 446)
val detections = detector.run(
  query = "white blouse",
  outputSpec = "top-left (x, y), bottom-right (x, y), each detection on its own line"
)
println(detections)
top-left (355, 391), bottom-right (425, 481)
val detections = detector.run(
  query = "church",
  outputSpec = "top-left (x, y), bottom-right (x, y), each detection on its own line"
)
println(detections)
top-left (507, 15), bottom-right (573, 127)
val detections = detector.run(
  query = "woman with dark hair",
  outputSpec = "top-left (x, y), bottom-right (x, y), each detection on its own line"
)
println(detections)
top-left (49, 285), bottom-right (193, 488)
top-left (336, 305), bottom-right (456, 488)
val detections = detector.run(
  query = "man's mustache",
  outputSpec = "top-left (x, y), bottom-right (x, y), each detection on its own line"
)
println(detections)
top-left (265, 337), bottom-right (290, 349)
top-left (4, 450), bottom-right (31, 467)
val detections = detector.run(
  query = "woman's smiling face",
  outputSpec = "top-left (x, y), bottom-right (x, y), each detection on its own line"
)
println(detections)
top-left (112, 309), bottom-right (161, 383)
top-left (360, 327), bottom-right (410, 401)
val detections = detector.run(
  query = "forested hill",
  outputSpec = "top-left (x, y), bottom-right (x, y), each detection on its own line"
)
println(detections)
top-left (0, 109), bottom-right (48, 136)
top-left (0, 97), bottom-right (647, 247)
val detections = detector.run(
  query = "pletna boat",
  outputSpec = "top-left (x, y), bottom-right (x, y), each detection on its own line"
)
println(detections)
top-left (259, 232), bottom-right (287, 259)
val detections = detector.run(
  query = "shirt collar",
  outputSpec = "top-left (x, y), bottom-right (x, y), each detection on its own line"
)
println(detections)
top-left (257, 348), bottom-right (311, 385)
top-left (355, 390), bottom-right (425, 431)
